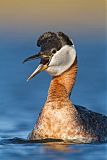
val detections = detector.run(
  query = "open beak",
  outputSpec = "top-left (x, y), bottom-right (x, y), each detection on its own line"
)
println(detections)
top-left (27, 64), bottom-right (48, 81)
top-left (23, 53), bottom-right (50, 81)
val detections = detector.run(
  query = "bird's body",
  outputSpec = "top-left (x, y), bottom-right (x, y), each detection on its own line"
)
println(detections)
top-left (23, 32), bottom-right (107, 143)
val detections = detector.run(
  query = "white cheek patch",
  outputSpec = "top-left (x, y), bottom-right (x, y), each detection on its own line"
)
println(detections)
top-left (46, 45), bottom-right (76, 76)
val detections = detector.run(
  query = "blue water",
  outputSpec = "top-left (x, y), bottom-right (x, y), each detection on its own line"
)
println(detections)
top-left (0, 31), bottom-right (107, 159)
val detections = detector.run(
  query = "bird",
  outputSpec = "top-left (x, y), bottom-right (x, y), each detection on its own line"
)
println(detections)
top-left (23, 31), bottom-right (107, 143)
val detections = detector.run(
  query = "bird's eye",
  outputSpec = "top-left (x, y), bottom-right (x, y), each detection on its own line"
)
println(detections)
top-left (51, 48), bottom-right (57, 54)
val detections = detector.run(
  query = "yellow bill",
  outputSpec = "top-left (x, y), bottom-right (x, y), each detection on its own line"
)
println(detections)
top-left (27, 64), bottom-right (48, 81)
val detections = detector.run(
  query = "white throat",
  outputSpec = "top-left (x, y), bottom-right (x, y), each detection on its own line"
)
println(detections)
top-left (46, 45), bottom-right (76, 76)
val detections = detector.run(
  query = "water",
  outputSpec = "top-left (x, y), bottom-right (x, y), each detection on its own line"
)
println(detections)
top-left (0, 22), bottom-right (107, 160)
top-left (0, 138), bottom-right (107, 160)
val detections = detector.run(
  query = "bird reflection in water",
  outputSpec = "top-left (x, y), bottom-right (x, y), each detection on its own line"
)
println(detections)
top-left (44, 142), bottom-right (80, 153)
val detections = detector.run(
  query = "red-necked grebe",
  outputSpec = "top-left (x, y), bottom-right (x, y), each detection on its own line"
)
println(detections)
top-left (23, 32), bottom-right (107, 143)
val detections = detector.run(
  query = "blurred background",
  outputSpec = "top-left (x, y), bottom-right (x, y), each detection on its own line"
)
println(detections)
top-left (0, 0), bottom-right (106, 139)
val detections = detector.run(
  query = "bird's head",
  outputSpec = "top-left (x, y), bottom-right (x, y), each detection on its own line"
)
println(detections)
top-left (23, 32), bottom-right (76, 81)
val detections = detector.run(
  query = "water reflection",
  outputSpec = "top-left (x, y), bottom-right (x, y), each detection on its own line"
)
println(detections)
top-left (44, 143), bottom-right (80, 153)
top-left (0, 136), bottom-right (107, 160)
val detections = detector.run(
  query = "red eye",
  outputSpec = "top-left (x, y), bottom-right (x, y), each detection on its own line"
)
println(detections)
top-left (51, 48), bottom-right (57, 54)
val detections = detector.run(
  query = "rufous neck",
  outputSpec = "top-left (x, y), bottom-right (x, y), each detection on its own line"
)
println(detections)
top-left (47, 58), bottom-right (78, 101)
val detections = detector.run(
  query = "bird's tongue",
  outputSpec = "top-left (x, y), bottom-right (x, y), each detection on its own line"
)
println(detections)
top-left (40, 58), bottom-right (50, 65)
top-left (27, 64), bottom-right (48, 81)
